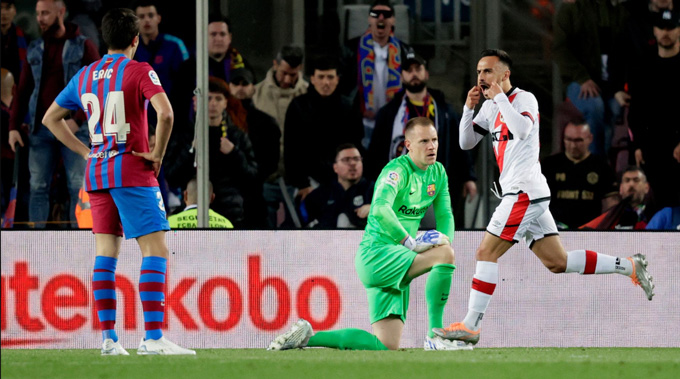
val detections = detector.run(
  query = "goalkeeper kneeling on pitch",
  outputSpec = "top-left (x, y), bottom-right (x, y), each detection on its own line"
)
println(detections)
top-left (268, 117), bottom-right (471, 351)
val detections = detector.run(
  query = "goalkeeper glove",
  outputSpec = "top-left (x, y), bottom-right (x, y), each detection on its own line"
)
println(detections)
top-left (413, 229), bottom-right (450, 253)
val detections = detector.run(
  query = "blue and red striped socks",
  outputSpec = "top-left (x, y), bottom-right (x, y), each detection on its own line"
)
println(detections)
top-left (93, 256), bottom-right (118, 342)
top-left (139, 256), bottom-right (167, 340)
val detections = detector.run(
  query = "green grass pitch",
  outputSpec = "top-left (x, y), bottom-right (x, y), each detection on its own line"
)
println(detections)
top-left (2, 348), bottom-right (679, 379)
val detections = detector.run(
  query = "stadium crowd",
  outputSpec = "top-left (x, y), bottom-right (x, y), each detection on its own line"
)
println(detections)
top-left (1, 0), bottom-right (679, 231)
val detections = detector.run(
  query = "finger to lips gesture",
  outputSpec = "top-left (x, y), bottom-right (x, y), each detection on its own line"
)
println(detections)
top-left (466, 86), bottom-right (481, 109)
top-left (487, 81), bottom-right (503, 98)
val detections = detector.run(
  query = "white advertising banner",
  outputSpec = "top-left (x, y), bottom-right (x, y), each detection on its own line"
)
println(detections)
top-left (1, 230), bottom-right (678, 349)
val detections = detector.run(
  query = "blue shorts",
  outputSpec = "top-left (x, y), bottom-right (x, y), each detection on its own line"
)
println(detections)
top-left (89, 187), bottom-right (170, 239)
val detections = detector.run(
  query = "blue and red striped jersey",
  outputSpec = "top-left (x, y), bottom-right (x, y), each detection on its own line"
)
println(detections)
top-left (56, 53), bottom-right (166, 191)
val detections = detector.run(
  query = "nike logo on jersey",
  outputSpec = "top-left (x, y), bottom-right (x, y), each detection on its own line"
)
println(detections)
top-left (409, 190), bottom-right (416, 195)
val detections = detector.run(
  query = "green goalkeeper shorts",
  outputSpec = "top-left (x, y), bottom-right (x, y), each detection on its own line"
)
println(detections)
top-left (355, 240), bottom-right (417, 324)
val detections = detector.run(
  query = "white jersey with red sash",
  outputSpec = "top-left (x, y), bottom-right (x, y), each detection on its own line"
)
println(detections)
top-left (471, 87), bottom-right (550, 200)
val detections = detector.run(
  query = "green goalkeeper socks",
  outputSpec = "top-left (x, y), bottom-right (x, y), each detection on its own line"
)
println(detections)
top-left (425, 263), bottom-right (455, 337)
top-left (306, 328), bottom-right (388, 350)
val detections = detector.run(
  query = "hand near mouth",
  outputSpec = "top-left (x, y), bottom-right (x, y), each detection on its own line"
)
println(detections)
top-left (465, 85), bottom-right (482, 110)
top-left (486, 82), bottom-right (503, 99)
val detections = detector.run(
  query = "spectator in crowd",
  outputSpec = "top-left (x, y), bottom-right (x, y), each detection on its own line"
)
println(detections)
top-left (622, 10), bottom-right (680, 210)
top-left (542, 121), bottom-right (619, 229)
top-left (301, 143), bottom-right (374, 229)
top-left (168, 178), bottom-right (233, 229)
top-left (253, 45), bottom-right (308, 227)
top-left (1, 0), bottom-right (27, 82)
top-left (132, 0), bottom-right (191, 211)
top-left (284, 56), bottom-right (363, 202)
top-left (646, 205), bottom-right (680, 230)
top-left (175, 77), bottom-right (258, 228)
top-left (133, 0), bottom-right (189, 120)
top-left (207, 14), bottom-right (246, 83)
top-left (619, 0), bottom-right (678, 71)
top-left (229, 68), bottom-right (280, 186)
top-left (553, 0), bottom-right (629, 157)
top-left (1, 68), bottom-right (18, 220)
top-left (368, 50), bottom-right (476, 221)
top-left (580, 166), bottom-right (656, 230)
top-left (342, 0), bottom-right (411, 149)
top-left (8, 0), bottom-right (100, 228)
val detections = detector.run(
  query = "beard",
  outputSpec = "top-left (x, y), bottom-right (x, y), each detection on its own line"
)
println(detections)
top-left (404, 80), bottom-right (427, 93)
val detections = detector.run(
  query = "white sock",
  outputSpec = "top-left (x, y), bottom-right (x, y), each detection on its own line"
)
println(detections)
top-left (565, 250), bottom-right (632, 276)
top-left (463, 261), bottom-right (498, 331)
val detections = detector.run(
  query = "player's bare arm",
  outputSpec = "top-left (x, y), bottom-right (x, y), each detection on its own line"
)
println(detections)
top-left (132, 92), bottom-right (173, 176)
top-left (42, 102), bottom-right (90, 159)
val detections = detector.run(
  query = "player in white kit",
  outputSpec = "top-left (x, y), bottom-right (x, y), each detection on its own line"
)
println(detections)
top-left (433, 50), bottom-right (654, 346)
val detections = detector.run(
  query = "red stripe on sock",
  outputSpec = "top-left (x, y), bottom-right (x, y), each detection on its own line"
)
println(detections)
top-left (584, 250), bottom-right (598, 274)
top-left (145, 321), bottom-right (163, 331)
top-left (472, 278), bottom-right (497, 295)
top-left (93, 269), bottom-right (112, 273)
top-left (139, 282), bottom-right (165, 292)
top-left (100, 320), bottom-right (115, 330)
top-left (92, 280), bottom-right (115, 290)
top-left (95, 298), bottom-right (116, 310)
top-left (140, 270), bottom-right (164, 275)
top-left (142, 301), bottom-right (164, 312)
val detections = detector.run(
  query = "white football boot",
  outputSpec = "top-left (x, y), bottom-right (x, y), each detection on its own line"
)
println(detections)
top-left (137, 336), bottom-right (196, 355)
top-left (424, 335), bottom-right (474, 351)
top-left (101, 338), bottom-right (129, 356)
top-left (267, 319), bottom-right (314, 351)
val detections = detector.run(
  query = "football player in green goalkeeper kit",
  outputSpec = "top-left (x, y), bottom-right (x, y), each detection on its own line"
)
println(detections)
top-left (268, 117), bottom-right (471, 351)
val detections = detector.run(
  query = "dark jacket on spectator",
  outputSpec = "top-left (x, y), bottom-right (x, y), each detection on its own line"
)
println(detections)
top-left (10, 22), bottom-right (99, 133)
top-left (173, 117), bottom-right (259, 227)
top-left (284, 86), bottom-right (364, 189)
top-left (553, 0), bottom-right (628, 91)
top-left (242, 98), bottom-right (281, 182)
top-left (1, 23), bottom-right (27, 82)
top-left (301, 177), bottom-right (374, 229)
top-left (367, 88), bottom-right (476, 205)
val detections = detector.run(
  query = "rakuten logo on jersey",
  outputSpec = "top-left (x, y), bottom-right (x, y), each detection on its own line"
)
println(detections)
top-left (397, 205), bottom-right (428, 216)
top-left (1, 256), bottom-right (341, 337)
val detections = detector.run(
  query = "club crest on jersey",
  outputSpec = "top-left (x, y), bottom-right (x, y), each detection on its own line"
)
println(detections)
top-left (353, 195), bottom-right (364, 207)
top-left (149, 70), bottom-right (162, 86)
top-left (385, 171), bottom-right (399, 187)
top-left (427, 184), bottom-right (436, 196)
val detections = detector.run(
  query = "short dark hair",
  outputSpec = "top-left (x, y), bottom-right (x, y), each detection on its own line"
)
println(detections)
top-left (404, 117), bottom-right (434, 136)
top-left (370, 0), bottom-right (394, 12)
top-left (130, 0), bottom-right (160, 13)
top-left (310, 56), bottom-right (339, 74)
top-left (102, 8), bottom-right (139, 51)
top-left (480, 49), bottom-right (513, 70)
top-left (208, 13), bottom-right (231, 33)
top-left (276, 45), bottom-right (304, 68)
top-left (208, 76), bottom-right (230, 98)
top-left (335, 143), bottom-right (360, 160)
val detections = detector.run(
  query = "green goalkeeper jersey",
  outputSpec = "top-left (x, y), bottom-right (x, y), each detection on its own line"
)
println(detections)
top-left (361, 154), bottom-right (455, 246)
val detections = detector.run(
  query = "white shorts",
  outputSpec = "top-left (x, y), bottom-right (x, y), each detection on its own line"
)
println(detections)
top-left (487, 193), bottom-right (558, 246)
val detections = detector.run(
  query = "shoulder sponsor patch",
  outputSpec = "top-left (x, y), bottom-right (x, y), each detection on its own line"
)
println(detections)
top-left (384, 171), bottom-right (399, 187)
top-left (149, 70), bottom-right (162, 86)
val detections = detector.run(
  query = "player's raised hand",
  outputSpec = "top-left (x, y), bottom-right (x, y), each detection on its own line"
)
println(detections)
top-left (486, 81), bottom-right (503, 99)
top-left (465, 86), bottom-right (481, 110)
